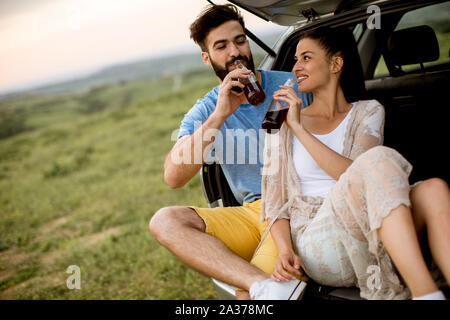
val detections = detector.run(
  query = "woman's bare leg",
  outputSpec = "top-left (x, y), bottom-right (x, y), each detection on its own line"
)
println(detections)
top-left (377, 204), bottom-right (438, 297)
top-left (410, 178), bottom-right (450, 283)
top-left (331, 147), bottom-right (448, 298)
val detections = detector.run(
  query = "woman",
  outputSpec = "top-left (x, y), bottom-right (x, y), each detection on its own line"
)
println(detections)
top-left (250, 27), bottom-right (450, 300)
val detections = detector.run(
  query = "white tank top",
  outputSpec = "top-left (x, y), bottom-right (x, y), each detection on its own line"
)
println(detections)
top-left (292, 105), bottom-right (354, 198)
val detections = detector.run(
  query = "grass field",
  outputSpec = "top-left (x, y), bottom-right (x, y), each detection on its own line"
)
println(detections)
top-left (0, 70), bottom-right (222, 299)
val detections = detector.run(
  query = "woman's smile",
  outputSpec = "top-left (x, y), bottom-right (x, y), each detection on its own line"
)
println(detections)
top-left (296, 74), bottom-right (309, 85)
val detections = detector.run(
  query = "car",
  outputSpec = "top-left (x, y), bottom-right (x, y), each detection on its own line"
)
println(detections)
top-left (201, 0), bottom-right (450, 299)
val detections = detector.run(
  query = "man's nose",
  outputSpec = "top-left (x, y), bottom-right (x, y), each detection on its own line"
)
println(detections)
top-left (228, 42), bottom-right (240, 58)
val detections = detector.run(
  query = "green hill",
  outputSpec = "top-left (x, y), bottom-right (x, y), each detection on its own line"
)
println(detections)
top-left (0, 70), bottom-right (222, 299)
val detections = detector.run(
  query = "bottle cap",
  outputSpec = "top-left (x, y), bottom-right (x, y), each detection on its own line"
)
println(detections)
top-left (234, 60), bottom-right (248, 70)
top-left (284, 78), bottom-right (296, 88)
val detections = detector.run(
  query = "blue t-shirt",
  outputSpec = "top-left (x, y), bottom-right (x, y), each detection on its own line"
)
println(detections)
top-left (177, 69), bottom-right (313, 204)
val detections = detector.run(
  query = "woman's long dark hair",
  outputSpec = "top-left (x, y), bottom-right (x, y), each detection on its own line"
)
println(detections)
top-left (298, 27), bottom-right (366, 102)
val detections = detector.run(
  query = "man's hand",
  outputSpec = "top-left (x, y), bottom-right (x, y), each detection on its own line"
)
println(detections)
top-left (164, 69), bottom-right (252, 189)
top-left (272, 250), bottom-right (302, 282)
top-left (214, 68), bottom-right (251, 120)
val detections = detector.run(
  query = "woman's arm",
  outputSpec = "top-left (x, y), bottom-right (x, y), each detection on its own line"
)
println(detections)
top-left (270, 219), bottom-right (302, 282)
top-left (290, 124), bottom-right (352, 181)
top-left (270, 219), bottom-right (295, 254)
top-left (274, 86), bottom-right (352, 181)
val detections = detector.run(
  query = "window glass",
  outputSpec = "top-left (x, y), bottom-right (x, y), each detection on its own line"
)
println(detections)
top-left (353, 23), bottom-right (364, 43)
top-left (374, 2), bottom-right (450, 77)
top-left (374, 55), bottom-right (388, 76)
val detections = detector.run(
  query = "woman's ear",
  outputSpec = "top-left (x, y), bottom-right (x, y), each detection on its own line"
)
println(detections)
top-left (330, 55), bottom-right (344, 74)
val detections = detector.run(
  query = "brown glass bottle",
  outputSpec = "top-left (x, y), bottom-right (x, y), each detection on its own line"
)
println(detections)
top-left (262, 78), bottom-right (296, 134)
top-left (234, 60), bottom-right (265, 106)
top-left (262, 108), bottom-right (289, 134)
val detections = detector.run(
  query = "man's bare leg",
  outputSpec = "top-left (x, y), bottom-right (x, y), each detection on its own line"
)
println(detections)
top-left (235, 290), bottom-right (251, 300)
top-left (149, 206), bottom-right (270, 293)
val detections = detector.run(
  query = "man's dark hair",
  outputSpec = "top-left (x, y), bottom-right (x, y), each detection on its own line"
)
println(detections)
top-left (190, 4), bottom-right (245, 52)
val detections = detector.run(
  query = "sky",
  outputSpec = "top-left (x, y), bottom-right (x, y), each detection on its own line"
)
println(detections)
top-left (0, 0), bottom-right (287, 93)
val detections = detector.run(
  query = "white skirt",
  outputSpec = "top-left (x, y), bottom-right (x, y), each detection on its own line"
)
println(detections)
top-left (290, 146), bottom-right (415, 300)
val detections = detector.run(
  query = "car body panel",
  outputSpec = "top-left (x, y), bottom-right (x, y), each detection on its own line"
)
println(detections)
top-left (228, 0), bottom-right (389, 26)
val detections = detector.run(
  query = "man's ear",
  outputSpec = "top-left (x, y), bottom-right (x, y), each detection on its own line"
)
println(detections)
top-left (330, 55), bottom-right (344, 74)
top-left (201, 51), bottom-right (211, 67)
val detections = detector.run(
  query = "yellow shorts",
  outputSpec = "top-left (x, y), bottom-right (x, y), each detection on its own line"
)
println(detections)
top-left (190, 199), bottom-right (278, 275)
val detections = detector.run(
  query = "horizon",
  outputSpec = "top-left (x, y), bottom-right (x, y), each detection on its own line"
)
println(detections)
top-left (0, 28), bottom-right (281, 96)
top-left (0, 0), bottom-right (287, 95)
top-left (0, 43), bottom-right (201, 96)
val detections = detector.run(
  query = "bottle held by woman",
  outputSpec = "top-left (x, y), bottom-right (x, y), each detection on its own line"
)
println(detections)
top-left (262, 78), bottom-right (296, 134)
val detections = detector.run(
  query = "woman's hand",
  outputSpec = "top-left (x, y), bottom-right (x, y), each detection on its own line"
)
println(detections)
top-left (272, 250), bottom-right (302, 282)
top-left (272, 85), bottom-right (303, 131)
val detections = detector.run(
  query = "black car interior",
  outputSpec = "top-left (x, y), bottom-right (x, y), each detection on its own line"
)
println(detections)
top-left (366, 25), bottom-right (449, 185)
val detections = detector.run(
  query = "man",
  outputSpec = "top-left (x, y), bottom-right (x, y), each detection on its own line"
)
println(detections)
top-left (149, 4), bottom-right (312, 300)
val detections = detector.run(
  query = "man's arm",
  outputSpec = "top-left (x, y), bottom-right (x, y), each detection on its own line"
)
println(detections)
top-left (164, 110), bottom-right (227, 188)
top-left (164, 68), bottom-right (251, 189)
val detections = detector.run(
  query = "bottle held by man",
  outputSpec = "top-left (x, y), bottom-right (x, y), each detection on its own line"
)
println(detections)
top-left (233, 60), bottom-right (266, 106)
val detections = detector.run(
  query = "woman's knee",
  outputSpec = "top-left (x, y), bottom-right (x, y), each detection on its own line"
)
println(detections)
top-left (351, 146), bottom-right (388, 170)
top-left (421, 177), bottom-right (449, 193)
top-left (358, 146), bottom-right (396, 163)
top-left (346, 146), bottom-right (394, 181)
top-left (412, 178), bottom-right (450, 210)
top-left (355, 146), bottom-right (411, 178)
top-left (410, 178), bottom-right (450, 233)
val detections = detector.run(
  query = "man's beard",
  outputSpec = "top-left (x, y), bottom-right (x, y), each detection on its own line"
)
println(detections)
top-left (210, 54), bottom-right (256, 81)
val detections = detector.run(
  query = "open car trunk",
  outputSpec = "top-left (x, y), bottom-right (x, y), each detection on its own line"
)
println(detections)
top-left (205, 0), bottom-right (450, 300)
top-left (228, 0), bottom-right (387, 26)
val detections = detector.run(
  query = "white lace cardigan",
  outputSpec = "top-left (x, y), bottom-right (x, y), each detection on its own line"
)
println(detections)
top-left (260, 99), bottom-right (386, 223)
